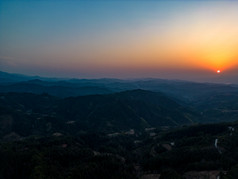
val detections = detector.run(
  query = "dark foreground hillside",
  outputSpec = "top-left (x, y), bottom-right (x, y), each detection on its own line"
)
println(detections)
top-left (1, 122), bottom-right (238, 178)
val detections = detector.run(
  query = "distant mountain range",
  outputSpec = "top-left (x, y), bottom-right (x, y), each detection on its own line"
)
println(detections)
top-left (1, 70), bottom-right (238, 100)
top-left (1, 70), bottom-right (238, 138)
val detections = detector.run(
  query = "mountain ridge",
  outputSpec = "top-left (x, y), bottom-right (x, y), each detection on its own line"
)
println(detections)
top-left (0, 90), bottom-right (197, 137)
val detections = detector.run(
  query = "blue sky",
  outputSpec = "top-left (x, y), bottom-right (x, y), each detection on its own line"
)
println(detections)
top-left (1, 0), bottom-right (238, 82)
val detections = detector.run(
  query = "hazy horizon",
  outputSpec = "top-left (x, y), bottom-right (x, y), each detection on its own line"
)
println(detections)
top-left (2, 69), bottom-right (238, 85)
top-left (1, 0), bottom-right (238, 83)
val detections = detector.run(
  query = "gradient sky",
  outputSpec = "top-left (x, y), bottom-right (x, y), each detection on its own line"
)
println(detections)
top-left (1, 0), bottom-right (238, 81)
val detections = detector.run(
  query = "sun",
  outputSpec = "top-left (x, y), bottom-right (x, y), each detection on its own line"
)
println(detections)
top-left (217, 70), bottom-right (221, 74)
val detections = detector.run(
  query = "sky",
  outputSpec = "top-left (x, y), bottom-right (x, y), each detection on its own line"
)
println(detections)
top-left (1, 0), bottom-right (238, 82)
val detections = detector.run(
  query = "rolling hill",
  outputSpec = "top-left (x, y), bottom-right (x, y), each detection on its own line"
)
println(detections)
top-left (0, 90), bottom-right (197, 138)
